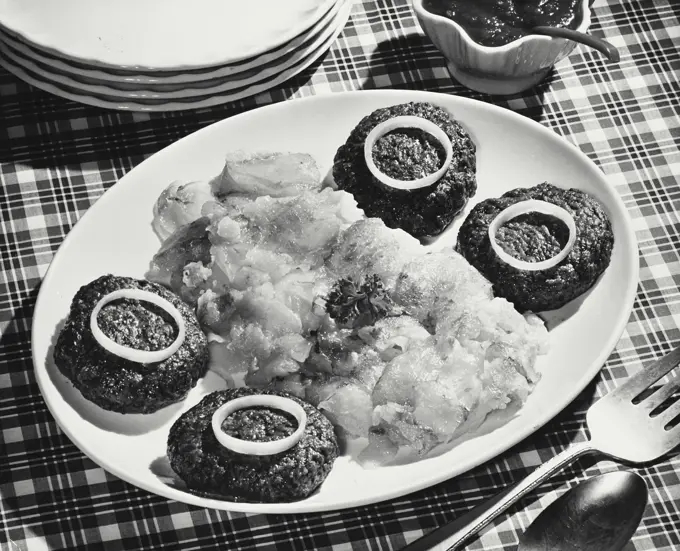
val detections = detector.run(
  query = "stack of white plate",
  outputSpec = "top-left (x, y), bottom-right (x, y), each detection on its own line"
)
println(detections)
top-left (0, 0), bottom-right (351, 111)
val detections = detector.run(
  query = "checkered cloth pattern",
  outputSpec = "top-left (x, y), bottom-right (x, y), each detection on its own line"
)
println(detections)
top-left (1, 0), bottom-right (679, 549)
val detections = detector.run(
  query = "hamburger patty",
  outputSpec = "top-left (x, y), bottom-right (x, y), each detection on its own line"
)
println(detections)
top-left (456, 183), bottom-right (614, 312)
top-left (333, 102), bottom-right (477, 239)
top-left (54, 274), bottom-right (208, 414)
top-left (167, 388), bottom-right (339, 502)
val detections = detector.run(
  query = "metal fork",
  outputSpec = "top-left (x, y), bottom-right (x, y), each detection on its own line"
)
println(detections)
top-left (404, 344), bottom-right (680, 551)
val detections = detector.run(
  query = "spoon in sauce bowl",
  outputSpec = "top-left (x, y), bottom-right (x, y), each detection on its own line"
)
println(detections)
top-left (532, 0), bottom-right (619, 62)
top-left (518, 471), bottom-right (648, 551)
top-left (530, 25), bottom-right (620, 62)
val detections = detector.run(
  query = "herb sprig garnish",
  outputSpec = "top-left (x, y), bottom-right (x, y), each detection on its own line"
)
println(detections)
top-left (325, 274), bottom-right (401, 328)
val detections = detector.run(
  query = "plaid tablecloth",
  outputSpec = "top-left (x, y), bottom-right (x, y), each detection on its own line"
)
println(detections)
top-left (2, 0), bottom-right (679, 549)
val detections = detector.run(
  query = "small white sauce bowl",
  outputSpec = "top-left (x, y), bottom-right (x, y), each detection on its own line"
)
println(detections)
top-left (211, 394), bottom-right (307, 456)
top-left (411, 0), bottom-right (591, 95)
top-left (363, 115), bottom-right (453, 190)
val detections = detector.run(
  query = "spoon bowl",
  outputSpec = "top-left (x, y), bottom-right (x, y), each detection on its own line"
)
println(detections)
top-left (518, 471), bottom-right (648, 551)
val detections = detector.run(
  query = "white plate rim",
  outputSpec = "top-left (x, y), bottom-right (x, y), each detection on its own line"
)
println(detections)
top-left (0, 5), bottom-right (351, 113)
top-left (0, 3), bottom-right (347, 99)
top-left (31, 90), bottom-right (639, 514)
top-left (0, 0), bottom-right (344, 85)
top-left (0, 0), bottom-right (339, 71)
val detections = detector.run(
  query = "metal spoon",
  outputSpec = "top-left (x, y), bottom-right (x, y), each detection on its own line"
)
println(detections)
top-left (518, 471), bottom-right (648, 551)
top-left (531, 26), bottom-right (620, 62)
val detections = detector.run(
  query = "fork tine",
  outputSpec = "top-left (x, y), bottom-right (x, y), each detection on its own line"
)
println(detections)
top-left (611, 344), bottom-right (680, 401)
top-left (639, 376), bottom-right (680, 411)
top-left (658, 398), bottom-right (680, 427)
top-left (664, 423), bottom-right (680, 449)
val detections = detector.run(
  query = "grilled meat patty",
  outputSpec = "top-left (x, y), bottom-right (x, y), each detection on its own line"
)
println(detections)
top-left (456, 183), bottom-right (614, 312)
top-left (167, 388), bottom-right (339, 502)
top-left (54, 274), bottom-right (208, 413)
top-left (333, 101), bottom-right (477, 239)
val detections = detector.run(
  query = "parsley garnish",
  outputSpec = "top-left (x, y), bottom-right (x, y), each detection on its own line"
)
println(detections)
top-left (325, 274), bottom-right (400, 328)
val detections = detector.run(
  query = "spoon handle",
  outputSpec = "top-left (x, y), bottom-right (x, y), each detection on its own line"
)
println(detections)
top-left (531, 26), bottom-right (621, 62)
top-left (402, 440), bottom-right (596, 551)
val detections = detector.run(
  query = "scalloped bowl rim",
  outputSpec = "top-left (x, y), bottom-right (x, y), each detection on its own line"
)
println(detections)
top-left (412, 0), bottom-right (592, 53)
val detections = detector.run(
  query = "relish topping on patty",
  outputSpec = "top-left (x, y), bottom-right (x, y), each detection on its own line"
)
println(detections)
top-left (495, 212), bottom-right (571, 263)
top-left (372, 128), bottom-right (446, 181)
top-left (97, 298), bottom-right (178, 351)
top-left (221, 407), bottom-right (298, 442)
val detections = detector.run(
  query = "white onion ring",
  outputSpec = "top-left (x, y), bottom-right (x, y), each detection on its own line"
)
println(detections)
top-left (488, 199), bottom-right (577, 272)
top-left (211, 395), bottom-right (307, 456)
top-left (363, 115), bottom-right (454, 190)
top-left (90, 288), bottom-right (186, 364)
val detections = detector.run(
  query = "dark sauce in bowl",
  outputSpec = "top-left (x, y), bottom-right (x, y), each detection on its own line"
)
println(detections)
top-left (423, 0), bottom-right (583, 47)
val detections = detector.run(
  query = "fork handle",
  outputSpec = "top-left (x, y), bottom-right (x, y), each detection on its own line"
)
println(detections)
top-left (403, 440), bottom-right (596, 550)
